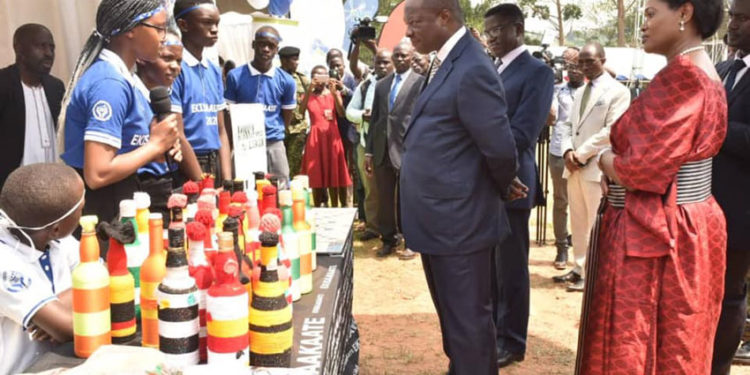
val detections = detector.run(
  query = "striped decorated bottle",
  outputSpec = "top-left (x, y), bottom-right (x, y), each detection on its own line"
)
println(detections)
top-left (157, 227), bottom-right (200, 366)
top-left (249, 232), bottom-right (292, 367)
top-left (206, 232), bottom-right (249, 366)
top-left (72, 216), bottom-right (111, 358)
top-left (141, 213), bottom-right (166, 348)
top-left (291, 183), bottom-right (313, 294)
top-left (119, 200), bottom-right (146, 320)
top-left (279, 190), bottom-right (301, 300)
top-left (293, 175), bottom-right (316, 270)
top-left (105, 234), bottom-right (136, 343)
top-left (187, 221), bottom-right (213, 363)
top-left (133, 192), bottom-right (151, 322)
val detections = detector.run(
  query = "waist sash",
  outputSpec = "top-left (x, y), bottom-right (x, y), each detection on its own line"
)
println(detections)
top-left (606, 158), bottom-right (713, 208)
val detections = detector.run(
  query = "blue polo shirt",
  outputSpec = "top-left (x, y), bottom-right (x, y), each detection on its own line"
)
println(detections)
top-left (224, 64), bottom-right (297, 142)
top-left (61, 49), bottom-right (167, 176)
top-left (170, 49), bottom-right (226, 154)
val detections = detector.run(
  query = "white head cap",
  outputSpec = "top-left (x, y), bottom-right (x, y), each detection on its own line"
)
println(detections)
top-left (134, 192), bottom-right (151, 209)
top-left (119, 199), bottom-right (137, 218)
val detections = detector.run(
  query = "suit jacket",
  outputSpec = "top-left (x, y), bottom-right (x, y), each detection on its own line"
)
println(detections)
top-left (499, 50), bottom-right (555, 210)
top-left (0, 64), bottom-right (65, 189)
top-left (713, 59), bottom-right (750, 250)
top-left (400, 31), bottom-right (518, 255)
top-left (367, 70), bottom-right (424, 170)
top-left (560, 73), bottom-right (630, 182)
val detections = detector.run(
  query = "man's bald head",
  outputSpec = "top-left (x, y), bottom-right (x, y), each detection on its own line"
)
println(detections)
top-left (0, 164), bottom-right (83, 228)
top-left (13, 24), bottom-right (55, 79)
top-left (326, 48), bottom-right (344, 64)
top-left (255, 25), bottom-right (280, 40)
top-left (13, 23), bottom-right (51, 46)
top-left (582, 41), bottom-right (605, 59)
top-left (409, 0), bottom-right (463, 21)
top-left (562, 46), bottom-right (580, 60)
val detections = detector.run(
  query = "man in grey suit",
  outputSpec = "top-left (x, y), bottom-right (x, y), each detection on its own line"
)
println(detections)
top-left (366, 41), bottom-right (425, 259)
top-left (401, 0), bottom-right (520, 372)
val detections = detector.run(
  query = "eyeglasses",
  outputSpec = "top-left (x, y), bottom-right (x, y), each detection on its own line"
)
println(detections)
top-left (483, 23), bottom-right (514, 39)
top-left (140, 22), bottom-right (168, 37)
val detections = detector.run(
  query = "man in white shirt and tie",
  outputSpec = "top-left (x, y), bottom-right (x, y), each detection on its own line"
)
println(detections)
top-left (366, 41), bottom-right (425, 259)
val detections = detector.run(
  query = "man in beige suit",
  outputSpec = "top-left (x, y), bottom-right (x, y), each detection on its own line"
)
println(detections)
top-left (553, 42), bottom-right (630, 291)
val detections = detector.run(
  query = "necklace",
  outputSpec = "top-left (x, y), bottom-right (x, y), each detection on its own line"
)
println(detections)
top-left (679, 45), bottom-right (704, 56)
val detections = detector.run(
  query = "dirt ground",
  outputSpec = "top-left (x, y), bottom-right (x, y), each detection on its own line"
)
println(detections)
top-left (352, 223), bottom-right (750, 375)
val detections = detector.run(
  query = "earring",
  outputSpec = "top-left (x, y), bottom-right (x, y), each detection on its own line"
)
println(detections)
top-left (679, 19), bottom-right (685, 31)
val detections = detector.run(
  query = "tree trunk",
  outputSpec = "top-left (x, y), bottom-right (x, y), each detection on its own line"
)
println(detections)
top-left (555, 0), bottom-right (565, 45)
top-left (617, 0), bottom-right (626, 46)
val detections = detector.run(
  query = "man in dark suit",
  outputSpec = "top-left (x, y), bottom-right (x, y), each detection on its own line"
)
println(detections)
top-left (401, 0), bottom-right (519, 373)
top-left (0, 24), bottom-right (65, 190)
top-left (483, 4), bottom-right (555, 368)
top-left (711, 1), bottom-right (750, 373)
top-left (365, 41), bottom-right (425, 259)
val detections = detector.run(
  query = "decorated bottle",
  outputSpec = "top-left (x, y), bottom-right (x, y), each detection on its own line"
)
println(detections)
top-left (157, 227), bottom-right (200, 366)
top-left (249, 232), bottom-right (293, 367)
top-left (222, 215), bottom-right (250, 286)
top-left (119, 199), bottom-right (146, 321)
top-left (262, 184), bottom-right (278, 216)
top-left (72, 215), bottom-right (111, 358)
top-left (141, 213), bottom-right (167, 348)
top-left (206, 232), bottom-right (249, 366)
top-left (255, 179), bottom-right (271, 211)
top-left (259, 213), bottom-right (293, 306)
top-left (100, 220), bottom-right (137, 344)
top-left (133, 191), bottom-right (151, 253)
top-left (194, 208), bottom-right (217, 263)
top-left (245, 191), bottom-right (262, 263)
top-left (291, 182), bottom-right (313, 294)
top-left (187, 221), bottom-right (213, 363)
top-left (168, 193), bottom-right (187, 230)
top-left (216, 191), bottom-right (231, 234)
top-left (183, 181), bottom-right (201, 221)
top-left (279, 190), bottom-right (301, 300)
top-left (294, 176), bottom-right (317, 270)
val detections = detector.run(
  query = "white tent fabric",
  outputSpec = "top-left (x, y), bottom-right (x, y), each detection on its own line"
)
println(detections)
top-left (0, 0), bottom-right (99, 83)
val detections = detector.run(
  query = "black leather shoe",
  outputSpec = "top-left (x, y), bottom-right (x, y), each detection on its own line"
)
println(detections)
top-left (360, 230), bottom-right (380, 241)
top-left (553, 248), bottom-right (568, 270)
top-left (376, 243), bottom-right (395, 257)
top-left (553, 270), bottom-right (581, 284)
top-left (567, 279), bottom-right (585, 292)
top-left (497, 349), bottom-right (524, 368)
top-left (734, 341), bottom-right (750, 365)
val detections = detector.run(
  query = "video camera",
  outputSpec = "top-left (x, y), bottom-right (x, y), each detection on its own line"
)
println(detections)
top-left (351, 17), bottom-right (377, 41)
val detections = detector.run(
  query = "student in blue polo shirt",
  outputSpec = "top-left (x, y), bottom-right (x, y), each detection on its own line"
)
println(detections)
top-left (58, 0), bottom-right (180, 228)
top-left (172, 0), bottom-right (232, 187)
top-left (224, 26), bottom-right (297, 186)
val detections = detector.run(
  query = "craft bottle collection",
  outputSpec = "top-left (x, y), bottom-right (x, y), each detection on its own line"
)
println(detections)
top-left (69, 174), bottom-right (318, 368)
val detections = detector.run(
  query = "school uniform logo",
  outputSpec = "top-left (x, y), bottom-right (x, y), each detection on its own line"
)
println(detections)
top-left (2, 271), bottom-right (31, 293)
top-left (92, 100), bottom-right (113, 121)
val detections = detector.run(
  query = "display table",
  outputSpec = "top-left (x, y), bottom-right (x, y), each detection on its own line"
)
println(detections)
top-left (25, 208), bottom-right (358, 375)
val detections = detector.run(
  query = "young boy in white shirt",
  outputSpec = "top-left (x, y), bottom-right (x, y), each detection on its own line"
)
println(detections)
top-left (0, 163), bottom-right (85, 374)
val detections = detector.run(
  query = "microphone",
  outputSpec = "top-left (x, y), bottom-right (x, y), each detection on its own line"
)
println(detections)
top-left (149, 86), bottom-right (175, 171)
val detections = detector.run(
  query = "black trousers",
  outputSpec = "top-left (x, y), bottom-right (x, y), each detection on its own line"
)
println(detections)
top-left (421, 248), bottom-right (497, 375)
top-left (712, 246), bottom-right (750, 375)
top-left (493, 208), bottom-right (531, 355)
top-left (374, 156), bottom-right (399, 245)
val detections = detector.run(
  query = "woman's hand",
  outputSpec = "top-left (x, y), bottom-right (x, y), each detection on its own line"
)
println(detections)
top-left (149, 114), bottom-right (179, 154)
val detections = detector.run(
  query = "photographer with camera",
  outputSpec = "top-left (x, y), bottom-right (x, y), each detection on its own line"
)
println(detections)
top-left (298, 66), bottom-right (351, 207)
top-left (348, 19), bottom-right (379, 82)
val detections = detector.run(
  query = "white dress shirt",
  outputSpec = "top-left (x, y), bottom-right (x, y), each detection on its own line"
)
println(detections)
top-left (550, 82), bottom-right (580, 157)
top-left (21, 82), bottom-right (56, 165)
top-left (496, 45), bottom-right (526, 75)
top-left (435, 27), bottom-right (467, 63)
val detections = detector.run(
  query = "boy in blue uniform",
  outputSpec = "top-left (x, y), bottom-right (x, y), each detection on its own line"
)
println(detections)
top-left (0, 163), bottom-right (85, 374)
top-left (59, 0), bottom-right (180, 229)
top-left (224, 26), bottom-right (297, 187)
top-left (172, 0), bottom-right (232, 187)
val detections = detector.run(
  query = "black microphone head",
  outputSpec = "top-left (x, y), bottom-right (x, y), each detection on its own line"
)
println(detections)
top-left (149, 86), bottom-right (172, 115)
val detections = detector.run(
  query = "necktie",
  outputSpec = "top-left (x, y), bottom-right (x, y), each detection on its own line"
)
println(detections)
top-left (495, 58), bottom-right (503, 72)
top-left (428, 57), bottom-right (442, 83)
top-left (579, 82), bottom-right (592, 118)
top-left (389, 73), bottom-right (402, 110)
top-left (725, 59), bottom-right (747, 92)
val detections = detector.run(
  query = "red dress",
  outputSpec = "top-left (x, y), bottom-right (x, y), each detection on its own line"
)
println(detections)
top-left (576, 56), bottom-right (728, 374)
top-left (300, 92), bottom-right (351, 188)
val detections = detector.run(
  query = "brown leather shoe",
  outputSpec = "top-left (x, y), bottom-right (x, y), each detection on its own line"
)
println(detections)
top-left (399, 248), bottom-right (417, 260)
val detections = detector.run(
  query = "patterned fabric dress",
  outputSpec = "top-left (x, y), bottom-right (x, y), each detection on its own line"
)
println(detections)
top-left (300, 92), bottom-right (352, 189)
top-left (576, 56), bottom-right (728, 374)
